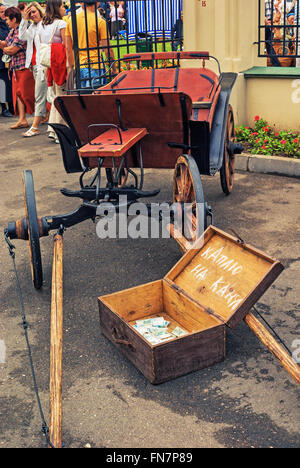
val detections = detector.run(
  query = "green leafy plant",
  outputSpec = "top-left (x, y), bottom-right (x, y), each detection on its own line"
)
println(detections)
top-left (235, 116), bottom-right (300, 159)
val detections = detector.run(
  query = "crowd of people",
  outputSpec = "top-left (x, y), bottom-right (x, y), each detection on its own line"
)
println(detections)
top-left (0, 0), bottom-right (67, 141)
top-left (0, 0), bottom-right (124, 143)
top-left (0, 0), bottom-right (298, 141)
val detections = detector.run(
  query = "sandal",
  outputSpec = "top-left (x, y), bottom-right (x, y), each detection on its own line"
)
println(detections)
top-left (22, 126), bottom-right (40, 137)
top-left (10, 122), bottom-right (29, 129)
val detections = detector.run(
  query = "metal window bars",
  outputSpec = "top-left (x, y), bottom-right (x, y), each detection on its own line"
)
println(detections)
top-left (258, 0), bottom-right (300, 65)
top-left (69, 0), bottom-right (183, 91)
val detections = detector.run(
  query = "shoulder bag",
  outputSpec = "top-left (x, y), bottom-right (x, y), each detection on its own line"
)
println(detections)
top-left (39, 21), bottom-right (59, 68)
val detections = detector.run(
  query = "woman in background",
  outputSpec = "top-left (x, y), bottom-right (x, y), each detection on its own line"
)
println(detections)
top-left (0, 6), bottom-right (35, 129)
top-left (110, 1), bottom-right (124, 39)
top-left (38, 0), bottom-right (67, 142)
top-left (19, 2), bottom-right (49, 137)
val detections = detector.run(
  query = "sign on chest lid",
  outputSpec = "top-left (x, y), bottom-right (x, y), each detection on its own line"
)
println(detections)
top-left (165, 226), bottom-right (284, 328)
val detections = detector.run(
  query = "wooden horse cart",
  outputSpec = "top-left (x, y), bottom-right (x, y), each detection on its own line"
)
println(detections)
top-left (6, 51), bottom-right (244, 288)
top-left (4, 52), bottom-right (299, 447)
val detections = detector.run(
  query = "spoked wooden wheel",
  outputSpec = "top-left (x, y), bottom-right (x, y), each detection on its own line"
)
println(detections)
top-left (220, 105), bottom-right (235, 195)
top-left (173, 155), bottom-right (207, 244)
top-left (23, 170), bottom-right (43, 289)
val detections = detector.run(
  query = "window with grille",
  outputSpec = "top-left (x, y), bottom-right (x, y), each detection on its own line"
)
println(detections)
top-left (258, 0), bottom-right (300, 66)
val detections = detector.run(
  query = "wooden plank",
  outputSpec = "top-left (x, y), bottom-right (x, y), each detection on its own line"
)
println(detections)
top-left (99, 280), bottom-right (163, 322)
top-left (166, 226), bottom-right (215, 282)
top-left (79, 127), bottom-right (148, 158)
top-left (152, 325), bottom-right (225, 384)
top-left (99, 301), bottom-right (155, 382)
top-left (49, 233), bottom-right (63, 448)
top-left (167, 226), bottom-right (283, 327)
top-left (162, 280), bottom-right (222, 333)
top-left (165, 223), bottom-right (193, 253)
top-left (244, 313), bottom-right (300, 386)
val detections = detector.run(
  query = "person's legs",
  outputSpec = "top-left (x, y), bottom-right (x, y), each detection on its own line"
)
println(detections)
top-left (23, 66), bottom-right (48, 136)
top-left (79, 68), bottom-right (102, 88)
top-left (1, 105), bottom-right (13, 117)
top-left (111, 20), bottom-right (117, 39)
top-left (33, 67), bottom-right (47, 125)
top-left (80, 68), bottom-right (89, 88)
top-left (16, 97), bottom-right (26, 123)
top-left (0, 70), bottom-right (13, 116)
top-left (48, 81), bottom-right (66, 143)
top-left (8, 101), bottom-right (14, 114)
top-left (10, 96), bottom-right (28, 128)
top-left (90, 68), bottom-right (101, 88)
top-left (6, 74), bottom-right (13, 115)
top-left (10, 70), bottom-right (34, 129)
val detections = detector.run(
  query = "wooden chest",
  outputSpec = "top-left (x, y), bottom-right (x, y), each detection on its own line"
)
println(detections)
top-left (98, 226), bottom-right (283, 384)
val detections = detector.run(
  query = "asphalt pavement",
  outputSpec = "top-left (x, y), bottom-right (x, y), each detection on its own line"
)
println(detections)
top-left (0, 116), bottom-right (299, 449)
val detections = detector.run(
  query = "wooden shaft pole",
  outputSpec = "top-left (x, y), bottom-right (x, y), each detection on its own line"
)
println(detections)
top-left (49, 233), bottom-right (64, 448)
top-left (173, 231), bottom-right (300, 386)
top-left (166, 223), bottom-right (191, 253)
top-left (244, 313), bottom-right (300, 386)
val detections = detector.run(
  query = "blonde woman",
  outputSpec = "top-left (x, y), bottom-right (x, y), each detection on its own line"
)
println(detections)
top-left (19, 2), bottom-right (49, 137)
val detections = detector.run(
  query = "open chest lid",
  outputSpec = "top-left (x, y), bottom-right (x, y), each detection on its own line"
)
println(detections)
top-left (165, 226), bottom-right (284, 328)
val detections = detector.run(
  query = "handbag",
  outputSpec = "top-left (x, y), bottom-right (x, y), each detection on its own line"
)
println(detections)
top-left (1, 54), bottom-right (11, 64)
top-left (39, 21), bottom-right (58, 68)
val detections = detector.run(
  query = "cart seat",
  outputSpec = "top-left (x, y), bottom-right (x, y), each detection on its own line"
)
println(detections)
top-left (96, 68), bottom-right (219, 106)
top-left (54, 91), bottom-right (193, 170)
top-left (79, 127), bottom-right (148, 159)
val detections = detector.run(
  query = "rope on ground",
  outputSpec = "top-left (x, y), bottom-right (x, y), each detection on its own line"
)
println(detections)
top-left (4, 229), bottom-right (56, 449)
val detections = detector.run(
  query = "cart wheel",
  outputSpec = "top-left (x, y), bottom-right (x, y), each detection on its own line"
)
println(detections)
top-left (220, 105), bottom-right (235, 195)
top-left (23, 170), bottom-right (43, 289)
top-left (173, 155), bottom-right (207, 243)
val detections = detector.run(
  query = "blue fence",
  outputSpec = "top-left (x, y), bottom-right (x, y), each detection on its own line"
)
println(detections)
top-left (127, 0), bottom-right (183, 40)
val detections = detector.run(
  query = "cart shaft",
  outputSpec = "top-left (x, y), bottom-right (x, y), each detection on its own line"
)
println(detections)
top-left (49, 233), bottom-right (64, 448)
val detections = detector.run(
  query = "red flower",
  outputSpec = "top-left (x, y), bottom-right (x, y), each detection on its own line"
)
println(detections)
top-left (263, 127), bottom-right (269, 132)
top-left (254, 115), bottom-right (260, 121)
top-left (262, 145), bottom-right (267, 149)
top-left (251, 132), bottom-right (258, 136)
top-left (281, 140), bottom-right (287, 145)
top-left (264, 139), bottom-right (268, 143)
top-left (293, 138), bottom-right (299, 144)
top-left (275, 132), bottom-right (280, 137)
top-left (255, 139), bottom-right (260, 144)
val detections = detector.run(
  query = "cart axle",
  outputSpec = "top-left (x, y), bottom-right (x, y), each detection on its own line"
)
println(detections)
top-left (60, 186), bottom-right (160, 202)
top-left (6, 217), bottom-right (50, 241)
